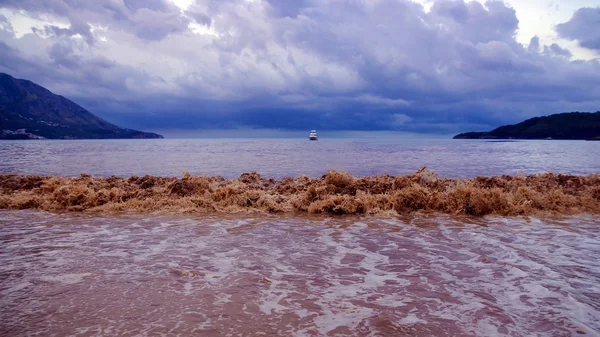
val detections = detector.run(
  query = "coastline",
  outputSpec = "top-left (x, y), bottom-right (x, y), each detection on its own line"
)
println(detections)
top-left (1, 168), bottom-right (598, 216)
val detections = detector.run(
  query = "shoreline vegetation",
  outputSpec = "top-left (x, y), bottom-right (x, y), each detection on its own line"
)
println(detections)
top-left (0, 73), bottom-right (163, 140)
top-left (1, 169), bottom-right (599, 216)
top-left (453, 112), bottom-right (600, 140)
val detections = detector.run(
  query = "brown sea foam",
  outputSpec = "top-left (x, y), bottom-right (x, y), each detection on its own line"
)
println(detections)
top-left (1, 168), bottom-right (599, 216)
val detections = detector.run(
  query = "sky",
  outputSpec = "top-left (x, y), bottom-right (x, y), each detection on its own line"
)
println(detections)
top-left (0, 0), bottom-right (599, 137)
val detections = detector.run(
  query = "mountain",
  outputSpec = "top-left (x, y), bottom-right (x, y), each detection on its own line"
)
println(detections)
top-left (0, 73), bottom-right (163, 140)
top-left (453, 112), bottom-right (600, 140)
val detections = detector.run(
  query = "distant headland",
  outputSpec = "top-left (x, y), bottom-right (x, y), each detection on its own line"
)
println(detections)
top-left (0, 73), bottom-right (163, 140)
top-left (453, 112), bottom-right (600, 140)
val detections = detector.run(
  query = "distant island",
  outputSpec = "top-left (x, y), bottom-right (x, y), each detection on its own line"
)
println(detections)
top-left (453, 112), bottom-right (600, 140)
top-left (0, 73), bottom-right (163, 140)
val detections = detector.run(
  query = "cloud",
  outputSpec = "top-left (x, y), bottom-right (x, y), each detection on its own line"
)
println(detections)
top-left (265, 0), bottom-right (312, 18)
top-left (527, 36), bottom-right (540, 52)
top-left (0, 0), bottom-right (189, 41)
top-left (430, 0), bottom-right (519, 44)
top-left (0, 0), bottom-right (599, 135)
top-left (391, 113), bottom-right (413, 126)
top-left (0, 14), bottom-right (13, 32)
top-left (544, 43), bottom-right (572, 58)
top-left (556, 7), bottom-right (600, 51)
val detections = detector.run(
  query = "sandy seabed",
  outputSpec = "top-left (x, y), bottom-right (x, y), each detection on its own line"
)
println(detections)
top-left (1, 168), bottom-right (599, 216)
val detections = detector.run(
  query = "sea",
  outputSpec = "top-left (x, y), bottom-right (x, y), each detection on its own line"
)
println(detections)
top-left (1, 138), bottom-right (599, 337)
top-left (1, 138), bottom-right (599, 178)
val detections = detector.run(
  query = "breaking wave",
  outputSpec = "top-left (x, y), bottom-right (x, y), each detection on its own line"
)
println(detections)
top-left (1, 168), bottom-right (599, 216)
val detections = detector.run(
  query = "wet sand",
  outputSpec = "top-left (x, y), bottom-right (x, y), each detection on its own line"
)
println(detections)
top-left (1, 211), bottom-right (599, 336)
top-left (1, 169), bottom-right (599, 216)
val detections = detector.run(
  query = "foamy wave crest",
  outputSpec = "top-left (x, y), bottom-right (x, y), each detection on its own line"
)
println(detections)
top-left (1, 168), bottom-right (599, 215)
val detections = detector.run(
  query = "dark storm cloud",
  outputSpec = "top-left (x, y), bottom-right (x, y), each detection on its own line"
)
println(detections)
top-left (0, 0), bottom-right (189, 41)
top-left (1, 0), bottom-right (599, 134)
top-left (556, 7), bottom-right (600, 51)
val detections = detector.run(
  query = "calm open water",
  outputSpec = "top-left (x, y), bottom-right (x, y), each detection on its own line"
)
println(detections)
top-left (1, 138), bottom-right (599, 178)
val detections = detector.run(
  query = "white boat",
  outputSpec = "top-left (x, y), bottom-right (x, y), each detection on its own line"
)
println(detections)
top-left (309, 130), bottom-right (318, 140)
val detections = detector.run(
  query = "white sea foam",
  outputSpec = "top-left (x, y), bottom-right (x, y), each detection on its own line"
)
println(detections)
top-left (39, 273), bottom-right (94, 284)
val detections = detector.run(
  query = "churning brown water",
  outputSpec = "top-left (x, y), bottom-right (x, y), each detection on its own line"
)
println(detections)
top-left (1, 210), bottom-right (599, 336)
top-left (2, 169), bottom-right (600, 216)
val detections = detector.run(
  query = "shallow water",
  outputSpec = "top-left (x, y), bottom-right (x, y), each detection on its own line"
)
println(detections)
top-left (1, 210), bottom-right (599, 336)
top-left (1, 138), bottom-right (599, 178)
